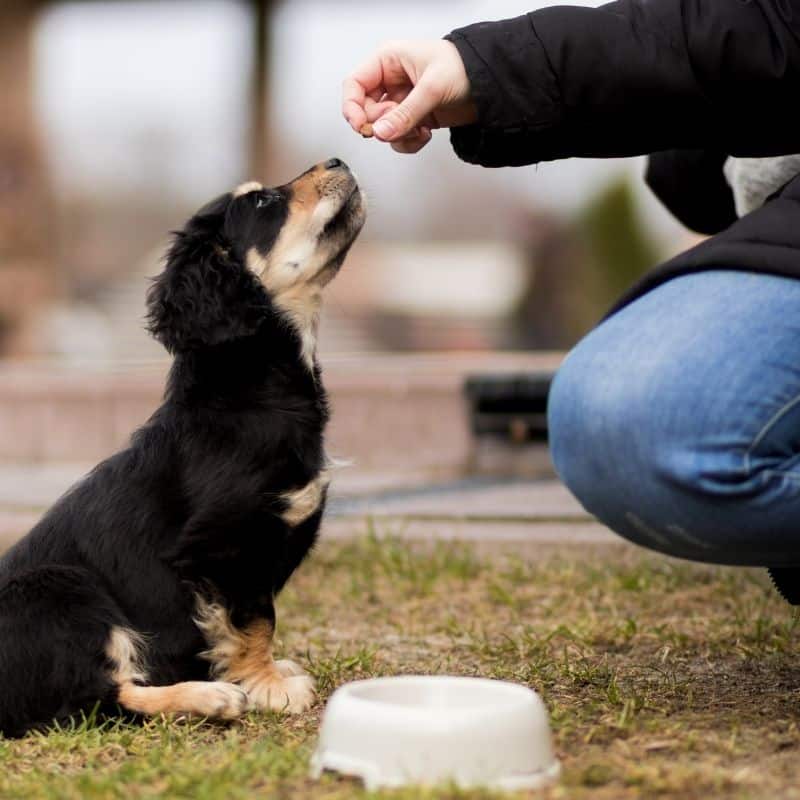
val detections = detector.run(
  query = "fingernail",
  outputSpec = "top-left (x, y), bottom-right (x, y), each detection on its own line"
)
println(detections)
top-left (374, 119), bottom-right (395, 140)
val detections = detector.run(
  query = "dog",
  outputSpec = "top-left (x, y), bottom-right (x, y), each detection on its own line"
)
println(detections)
top-left (0, 158), bottom-right (365, 738)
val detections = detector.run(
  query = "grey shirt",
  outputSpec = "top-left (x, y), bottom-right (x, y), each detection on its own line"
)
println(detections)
top-left (724, 156), bottom-right (800, 216)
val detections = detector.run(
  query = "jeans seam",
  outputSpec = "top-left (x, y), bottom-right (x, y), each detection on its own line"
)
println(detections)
top-left (745, 391), bottom-right (800, 476)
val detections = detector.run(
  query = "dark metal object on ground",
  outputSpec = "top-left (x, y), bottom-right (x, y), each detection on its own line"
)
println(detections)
top-left (464, 372), bottom-right (554, 444)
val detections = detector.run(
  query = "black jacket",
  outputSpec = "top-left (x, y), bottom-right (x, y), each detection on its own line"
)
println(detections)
top-left (445, 1), bottom-right (800, 312)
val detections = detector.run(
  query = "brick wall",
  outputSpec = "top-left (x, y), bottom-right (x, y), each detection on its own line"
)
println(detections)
top-left (0, 353), bottom-right (563, 472)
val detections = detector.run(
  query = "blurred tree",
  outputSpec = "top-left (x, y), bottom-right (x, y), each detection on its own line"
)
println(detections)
top-left (509, 178), bottom-right (661, 350)
top-left (578, 177), bottom-right (661, 317)
top-left (0, 0), bottom-right (57, 355)
top-left (509, 213), bottom-right (589, 351)
top-left (0, 0), bottom-right (279, 356)
top-left (250, 0), bottom-right (275, 179)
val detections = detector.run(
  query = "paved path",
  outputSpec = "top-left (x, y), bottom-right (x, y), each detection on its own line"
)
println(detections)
top-left (330, 476), bottom-right (587, 521)
top-left (0, 353), bottom-right (620, 551)
top-left (0, 464), bottom-right (588, 520)
top-left (0, 462), bottom-right (621, 551)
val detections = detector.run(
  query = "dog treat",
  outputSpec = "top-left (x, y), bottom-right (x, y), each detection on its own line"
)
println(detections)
top-left (360, 123), bottom-right (374, 139)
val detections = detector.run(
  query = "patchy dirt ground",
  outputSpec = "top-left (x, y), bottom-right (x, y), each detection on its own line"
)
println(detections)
top-left (2, 531), bottom-right (800, 799)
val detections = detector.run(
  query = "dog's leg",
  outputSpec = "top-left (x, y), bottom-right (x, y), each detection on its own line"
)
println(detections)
top-left (107, 626), bottom-right (247, 720)
top-left (117, 682), bottom-right (248, 720)
top-left (223, 618), bottom-right (315, 713)
top-left (194, 601), bottom-right (315, 713)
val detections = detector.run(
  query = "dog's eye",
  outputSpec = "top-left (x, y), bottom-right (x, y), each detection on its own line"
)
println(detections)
top-left (255, 194), bottom-right (275, 209)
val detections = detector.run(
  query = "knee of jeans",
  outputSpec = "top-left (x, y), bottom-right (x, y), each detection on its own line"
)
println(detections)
top-left (652, 444), bottom-right (755, 499)
top-left (550, 349), bottom-right (752, 497)
top-left (548, 350), bottom-right (746, 511)
top-left (547, 350), bottom-right (630, 508)
top-left (548, 356), bottom-right (583, 481)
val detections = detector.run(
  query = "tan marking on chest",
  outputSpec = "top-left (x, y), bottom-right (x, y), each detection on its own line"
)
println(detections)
top-left (280, 470), bottom-right (330, 526)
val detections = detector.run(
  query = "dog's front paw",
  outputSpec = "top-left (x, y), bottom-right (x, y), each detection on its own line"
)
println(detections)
top-left (194, 681), bottom-right (249, 720)
top-left (274, 659), bottom-right (308, 678)
top-left (246, 673), bottom-right (316, 714)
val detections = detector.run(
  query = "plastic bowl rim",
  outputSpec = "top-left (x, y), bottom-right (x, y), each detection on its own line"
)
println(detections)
top-left (331, 674), bottom-right (543, 715)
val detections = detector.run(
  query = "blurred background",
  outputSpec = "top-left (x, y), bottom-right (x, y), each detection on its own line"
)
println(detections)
top-left (1, 0), bottom-right (697, 361)
top-left (0, 0), bottom-right (703, 534)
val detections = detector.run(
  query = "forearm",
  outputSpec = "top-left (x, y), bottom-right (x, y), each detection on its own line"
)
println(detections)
top-left (448, 0), bottom-right (800, 167)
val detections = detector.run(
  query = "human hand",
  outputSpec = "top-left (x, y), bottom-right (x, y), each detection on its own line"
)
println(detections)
top-left (342, 40), bottom-right (477, 154)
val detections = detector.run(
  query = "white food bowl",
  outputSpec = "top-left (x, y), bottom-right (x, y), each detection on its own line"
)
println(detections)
top-left (310, 676), bottom-right (560, 791)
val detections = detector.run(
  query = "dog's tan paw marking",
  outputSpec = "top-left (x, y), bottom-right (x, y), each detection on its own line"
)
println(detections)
top-left (117, 679), bottom-right (248, 720)
top-left (246, 673), bottom-right (316, 714)
top-left (194, 681), bottom-right (249, 720)
top-left (274, 659), bottom-right (307, 678)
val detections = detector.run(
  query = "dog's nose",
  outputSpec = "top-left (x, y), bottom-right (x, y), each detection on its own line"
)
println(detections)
top-left (324, 158), bottom-right (347, 171)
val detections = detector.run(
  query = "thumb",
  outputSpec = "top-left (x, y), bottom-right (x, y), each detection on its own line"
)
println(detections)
top-left (373, 79), bottom-right (439, 141)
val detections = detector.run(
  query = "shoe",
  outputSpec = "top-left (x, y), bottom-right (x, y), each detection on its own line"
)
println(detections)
top-left (767, 567), bottom-right (800, 605)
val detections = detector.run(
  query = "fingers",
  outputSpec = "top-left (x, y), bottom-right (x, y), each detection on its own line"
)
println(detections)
top-left (342, 55), bottom-right (387, 132)
top-left (391, 126), bottom-right (433, 155)
top-left (364, 99), bottom-right (398, 123)
top-left (364, 99), bottom-right (433, 152)
top-left (372, 78), bottom-right (440, 142)
top-left (342, 77), bottom-right (368, 132)
top-left (343, 42), bottom-right (445, 151)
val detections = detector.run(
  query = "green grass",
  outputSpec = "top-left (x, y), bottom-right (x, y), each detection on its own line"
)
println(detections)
top-left (2, 528), bottom-right (800, 799)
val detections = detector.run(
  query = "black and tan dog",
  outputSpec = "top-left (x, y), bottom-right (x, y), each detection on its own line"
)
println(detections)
top-left (0, 159), bottom-right (365, 738)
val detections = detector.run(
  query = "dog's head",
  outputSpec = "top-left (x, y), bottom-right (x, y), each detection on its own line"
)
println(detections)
top-left (146, 159), bottom-right (366, 364)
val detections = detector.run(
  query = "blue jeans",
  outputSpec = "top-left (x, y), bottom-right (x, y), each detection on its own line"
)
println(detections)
top-left (548, 270), bottom-right (800, 567)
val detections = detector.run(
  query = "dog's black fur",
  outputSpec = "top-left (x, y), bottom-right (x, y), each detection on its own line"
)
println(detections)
top-left (0, 161), bottom-right (365, 737)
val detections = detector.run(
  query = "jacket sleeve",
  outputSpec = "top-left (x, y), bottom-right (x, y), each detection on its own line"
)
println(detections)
top-left (645, 150), bottom-right (737, 235)
top-left (445, 0), bottom-right (800, 168)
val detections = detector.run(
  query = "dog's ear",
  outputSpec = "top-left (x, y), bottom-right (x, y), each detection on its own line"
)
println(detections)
top-left (146, 229), bottom-right (270, 354)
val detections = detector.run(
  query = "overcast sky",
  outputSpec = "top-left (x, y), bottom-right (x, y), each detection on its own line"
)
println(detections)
top-left (33, 0), bottom-right (677, 239)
